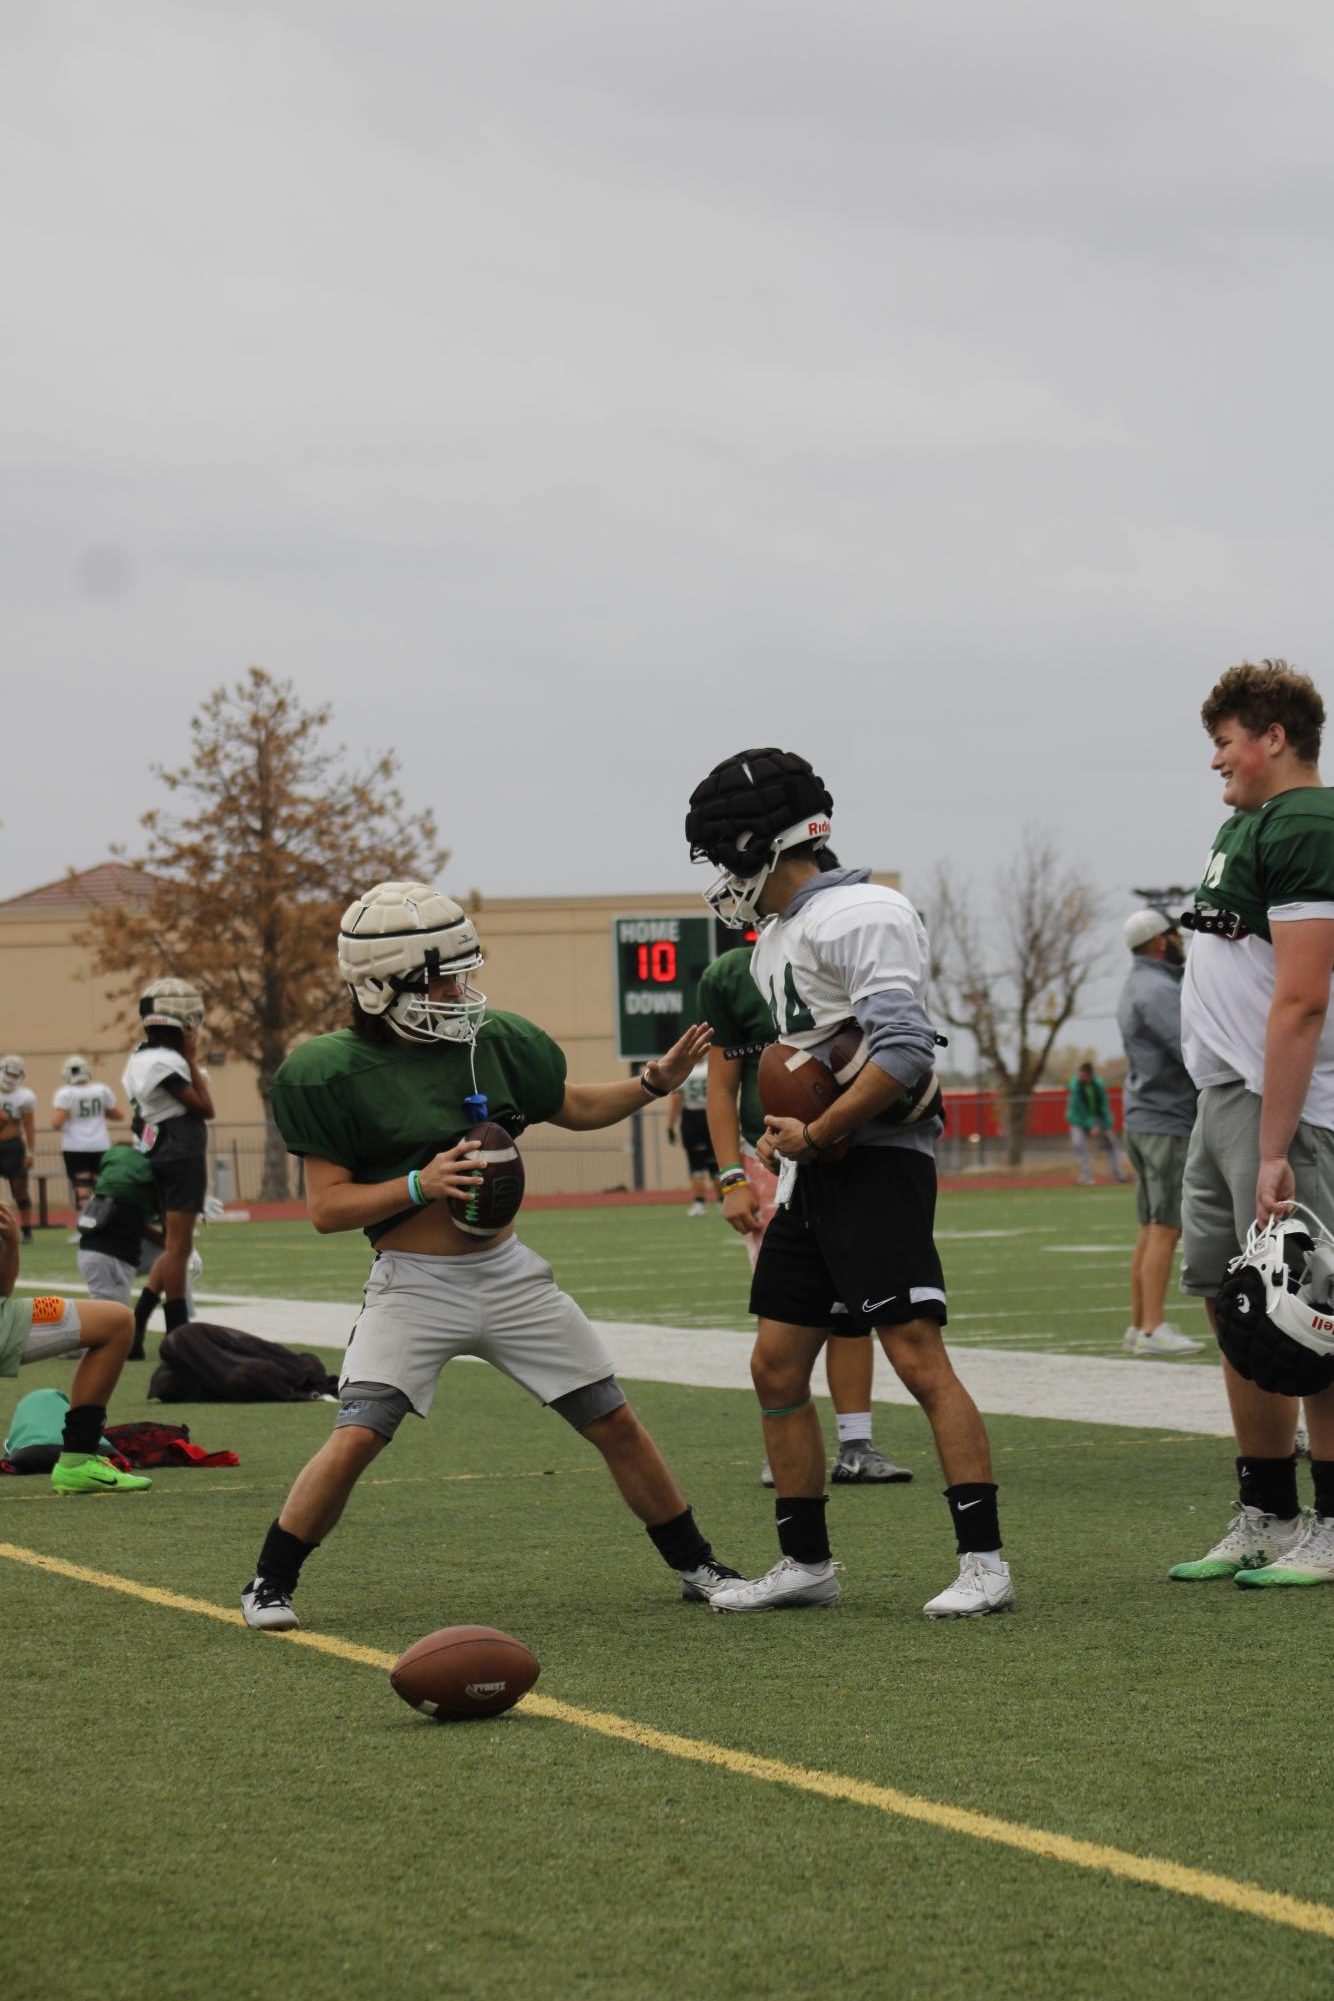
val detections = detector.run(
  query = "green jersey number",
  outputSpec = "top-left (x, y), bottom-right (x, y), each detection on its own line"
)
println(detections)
top-left (767, 964), bottom-right (816, 1037)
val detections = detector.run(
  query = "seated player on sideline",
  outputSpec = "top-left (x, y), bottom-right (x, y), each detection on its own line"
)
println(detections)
top-left (239, 881), bottom-right (741, 1632)
top-left (76, 1141), bottom-right (198, 1348)
top-left (0, 1200), bottom-right (150, 1493)
top-left (0, 1056), bottom-right (38, 1244)
top-left (685, 749), bottom-right (1015, 1618)
top-left (699, 941), bottom-right (913, 1487)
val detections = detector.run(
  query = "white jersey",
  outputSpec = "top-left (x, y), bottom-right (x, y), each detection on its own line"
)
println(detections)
top-left (53, 1081), bottom-right (116, 1151)
top-left (0, 1086), bottom-right (36, 1132)
top-left (750, 881), bottom-right (930, 1048)
top-left (123, 1046), bottom-right (192, 1125)
top-left (680, 1061), bottom-right (710, 1112)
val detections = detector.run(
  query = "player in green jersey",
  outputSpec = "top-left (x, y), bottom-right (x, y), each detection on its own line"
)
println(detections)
top-left (240, 881), bottom-right (740, 1631)
top-left (699, 945), bottom-right (913, 1486)
top-left (1171, 660), bottom-right (1334, 1588)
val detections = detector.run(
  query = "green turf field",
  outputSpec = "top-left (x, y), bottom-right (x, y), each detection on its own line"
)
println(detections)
top-left (5, 1192), bottom-right (1329, 2001)
top-left (12, 1183), bottom-right (1215, 1361)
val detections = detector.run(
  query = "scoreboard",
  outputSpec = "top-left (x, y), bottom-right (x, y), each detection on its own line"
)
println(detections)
top-left (611, 913), bottom-right (760, 1061)
top-left (612, 914), bottom-right (713, 1061)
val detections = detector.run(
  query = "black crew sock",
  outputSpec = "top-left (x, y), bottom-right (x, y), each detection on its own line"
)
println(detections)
top-left (1310, 1460), bottom-right (1334, 1519)
top-left (647, 1506), bottom-right (712, 1571)
top-left (133, 1287), bottom-right (160, 1339)
top-left (61, 1403), bottom-right (107, 1457)
top-left (945, 1482), bottom-right (1002, 1554)
top-left (256, 1519), bottom-right (320, 1595)
top-left (774, 1495), bottom-right (831, 1565)
top-left (163, 1296), bottom-right (190, 1332)
top-left (1236, 1454), bottom-right (1299, 1519)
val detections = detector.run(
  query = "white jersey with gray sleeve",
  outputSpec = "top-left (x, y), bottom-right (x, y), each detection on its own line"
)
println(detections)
top-left (749, 883), bottom-right (930, 1046)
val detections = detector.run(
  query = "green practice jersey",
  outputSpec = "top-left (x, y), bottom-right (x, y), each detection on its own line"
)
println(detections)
top-left (1195, 787), bottom-right (1334, 942)
top-left (92, 1145), bottom-right (158, 1214)
top-left (271, 1013), bottom-right (567, 1244)
top-left (697, 947), bottom-right (773, 1147)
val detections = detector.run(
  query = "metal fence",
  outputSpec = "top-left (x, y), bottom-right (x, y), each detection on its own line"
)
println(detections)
top-left (23, 1100), bottom-right (1101, 1214)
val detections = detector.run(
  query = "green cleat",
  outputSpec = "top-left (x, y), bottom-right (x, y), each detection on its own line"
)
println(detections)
top-left (51, 1455), bottom-right (152, 1496)
top-left (1168, 1503), bottom-right (1302, 1580)
top-left (1236, 1514), bottom-right (1334, 1588)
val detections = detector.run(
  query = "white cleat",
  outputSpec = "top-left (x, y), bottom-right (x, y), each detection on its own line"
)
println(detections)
top-left (923, 1553), bottom-right (1016, 1619)
top-left (241, 1575), bottom-right (301, 1631)
top-left (1126, 1324), bottom-right (1204, 1357)
top-left (710, 1555), bottom-right (841, 1613)
top-left (1121, 1325), bottom-right (1142, 1353)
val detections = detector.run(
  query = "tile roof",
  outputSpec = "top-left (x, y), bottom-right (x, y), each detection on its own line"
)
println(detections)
top-left (0, 862), bottom-right (159, 912)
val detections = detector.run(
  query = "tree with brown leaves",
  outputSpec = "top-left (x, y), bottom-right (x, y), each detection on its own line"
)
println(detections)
top-left (86, 668), bottom-right (448, 1199)
top-left (927, 829), bottom-right (1109, 1166)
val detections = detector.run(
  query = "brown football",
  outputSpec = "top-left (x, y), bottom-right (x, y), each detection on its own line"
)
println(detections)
top-left (389, 1624), bottom-right (541, 1721)
top-left (756, 1042), bottom-right (849, 1162)
top-left (446, 1121), bottom-right (525, 1236)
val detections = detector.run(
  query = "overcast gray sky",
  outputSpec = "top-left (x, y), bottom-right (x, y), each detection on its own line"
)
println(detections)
top-left (5, 1), bottom-right (1333, 1056)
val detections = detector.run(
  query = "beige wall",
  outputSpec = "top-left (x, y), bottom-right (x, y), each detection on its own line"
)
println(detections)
top-left (0, 877), bottom-right (898, 1198)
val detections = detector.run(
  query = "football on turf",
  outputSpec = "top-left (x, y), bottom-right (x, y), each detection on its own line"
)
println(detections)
top-left (390, 1625), bottom-right (541, 1721)
top-left (756, 1042), bottom-right (849, 1161)
top-left (446, 1121), bottom-right (525, 1236)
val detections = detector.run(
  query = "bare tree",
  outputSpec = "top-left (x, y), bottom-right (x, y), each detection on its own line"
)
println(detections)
top-left (928, 829), bottom-right (1109, 1166)
top-left (84, 668), bottom-right (448, 1198)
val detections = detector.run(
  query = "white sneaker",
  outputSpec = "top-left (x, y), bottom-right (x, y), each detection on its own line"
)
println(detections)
top-left (1127, 1324), bottom-right (1204, 1357)
top-left (1121, 1325), bottom-right (1142, 1353)
top-left (759, 1461), bottom-right (775, 1487)
top-left (1237, 1512), bottom-right (1334, 1588)
top-left (710, 1555), bottom-right (841, 1613)
top-left (923, 1553), bottom-right (1015, 1619)
top-left (687, 1200), bottom-right (707, 1217)
top-left (1168, 1504), bottom-right (1304, 1580)
top-left (241, 1575), bottom-right (301, 1630)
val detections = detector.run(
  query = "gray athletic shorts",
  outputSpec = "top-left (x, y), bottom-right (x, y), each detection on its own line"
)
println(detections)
top-left (1125, 1132), bottom-right (1191, 1230)
top-left (78, 1249), bottom-right (137, 1308)
top-left (1181, 1081), bottom-right (1334, 1295)
top-left (341, 1235), bottom-right (617, 1418)
top-left (0, 1293), bottom-right (84, 1376)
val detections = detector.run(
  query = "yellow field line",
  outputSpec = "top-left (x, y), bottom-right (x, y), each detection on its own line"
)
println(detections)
top-left (3, 1537), bottom-right (1332, 1944)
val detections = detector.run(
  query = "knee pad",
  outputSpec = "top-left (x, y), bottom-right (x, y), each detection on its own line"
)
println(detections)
top-left (334, 1380), bottom-right (414, 1440)
top-left (550, 1375), bottom-right (627, 1431)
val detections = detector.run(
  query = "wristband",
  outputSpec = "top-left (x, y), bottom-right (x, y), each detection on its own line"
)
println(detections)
top-left (407, 1169), bottom-right (427, 1207)
top-left (801, 1124), bottom-right (826, 1154)
top-left (718, 1168), bottom-right (747, 1191)
top-left (640, 1066), bottom-right (668, 1099)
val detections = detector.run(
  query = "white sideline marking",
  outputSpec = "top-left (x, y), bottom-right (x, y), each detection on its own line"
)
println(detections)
top-left (21, 1283), bottom-right (1224, 1437)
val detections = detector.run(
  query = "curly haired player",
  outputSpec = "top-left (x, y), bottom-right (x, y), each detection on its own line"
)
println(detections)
top-left (685, 749), bottom-right (1014, 1618)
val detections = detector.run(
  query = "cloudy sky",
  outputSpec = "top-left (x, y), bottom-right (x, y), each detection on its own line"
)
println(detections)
top-left (6, 1), bottom-right (1334, 1054)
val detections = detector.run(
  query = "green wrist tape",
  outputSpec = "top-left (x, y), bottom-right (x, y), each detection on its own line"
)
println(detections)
top-left (761, 1397), bottom-right (812, 1419)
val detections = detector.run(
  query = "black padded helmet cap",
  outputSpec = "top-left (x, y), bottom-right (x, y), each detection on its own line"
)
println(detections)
top-left (1215, 1265), bottom-right (1334, 1398)
top-left (685, 748), bottom-right (833, 876)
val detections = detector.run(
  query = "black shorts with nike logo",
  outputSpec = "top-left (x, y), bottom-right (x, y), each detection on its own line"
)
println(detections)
top-left (748, 1147), bottom-right (947, 1334)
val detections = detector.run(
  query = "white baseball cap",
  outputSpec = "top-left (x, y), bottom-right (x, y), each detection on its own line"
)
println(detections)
top-left (1124, 908), bottom-right (1176, 950)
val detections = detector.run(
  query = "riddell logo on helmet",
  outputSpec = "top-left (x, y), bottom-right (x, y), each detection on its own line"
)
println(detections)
top-left (808, 819), bottom-right (831, 837)
top-left (1314, 1315), bottom-right (1334, 1333)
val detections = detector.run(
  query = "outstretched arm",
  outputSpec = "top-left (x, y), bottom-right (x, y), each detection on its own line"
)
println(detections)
top-left (548, 1024), bottom-right (713, 1132)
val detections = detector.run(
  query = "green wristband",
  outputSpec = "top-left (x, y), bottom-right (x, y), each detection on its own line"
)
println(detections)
top-left (407, 1169), bottom-right (427, 1207)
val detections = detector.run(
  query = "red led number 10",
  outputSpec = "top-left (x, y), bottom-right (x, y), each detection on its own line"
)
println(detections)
top-left (636, 942), bottom-right (677, 983)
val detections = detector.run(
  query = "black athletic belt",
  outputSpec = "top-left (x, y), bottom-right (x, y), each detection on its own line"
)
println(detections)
top-left (1179, 907), bottom-right (1251, 941)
